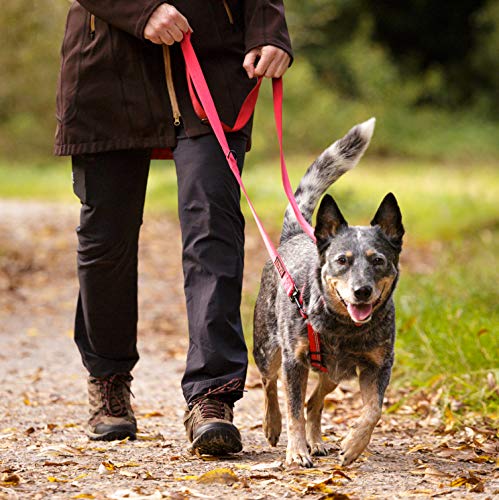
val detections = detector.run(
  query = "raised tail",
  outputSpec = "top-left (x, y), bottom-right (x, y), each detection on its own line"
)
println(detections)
top-left (280, 117), bottom-right (376, 244)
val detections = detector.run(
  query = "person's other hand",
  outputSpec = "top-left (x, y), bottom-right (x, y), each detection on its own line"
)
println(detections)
top-left (243, 45), bottom-right (290, 79)
top-left (144, 4), bottom-right (192, 45)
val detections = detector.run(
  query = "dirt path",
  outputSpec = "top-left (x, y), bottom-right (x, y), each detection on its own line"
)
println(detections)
top-left (0, 200), bottom-right (497, 500)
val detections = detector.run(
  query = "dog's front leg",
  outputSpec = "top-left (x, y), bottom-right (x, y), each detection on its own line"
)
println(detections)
top-left (306, 374), bottom-right (337, 456)
top-left (282, 357), bottom-right (312, 467)
top-left (340, 364), bottom-right (390, 466)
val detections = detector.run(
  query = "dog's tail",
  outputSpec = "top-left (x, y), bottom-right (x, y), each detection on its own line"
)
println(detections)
top-left (280, 118), bottom-right (376, 244)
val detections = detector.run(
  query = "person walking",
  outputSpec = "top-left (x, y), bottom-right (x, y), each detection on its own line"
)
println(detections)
top-left (54, 0), bottom-right (292, 455)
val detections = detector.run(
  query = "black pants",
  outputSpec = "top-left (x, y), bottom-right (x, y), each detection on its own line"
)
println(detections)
top-left (72, 132), bottom-right (248, 406)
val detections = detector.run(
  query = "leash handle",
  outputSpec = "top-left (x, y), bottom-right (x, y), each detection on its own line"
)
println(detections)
top-left (187, 68), bottom-right (263, 133)
top-left (180, 32), bottom-right (296, 295)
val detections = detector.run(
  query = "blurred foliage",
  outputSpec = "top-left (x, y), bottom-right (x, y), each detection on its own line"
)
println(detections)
top-left (0, 0), bottom-right (498, 161)
top-left (0, 0), bottom-right (67, 160)
top-left (286, 0), bottom-right (499, 113)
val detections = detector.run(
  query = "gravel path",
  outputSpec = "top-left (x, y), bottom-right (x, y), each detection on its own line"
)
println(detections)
top-left (0, 199), bottom-right (497, 500)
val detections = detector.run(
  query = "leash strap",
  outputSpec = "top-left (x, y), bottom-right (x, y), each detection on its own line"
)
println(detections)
top-left (271, 78), bottom-right (316, 242)
top-left (181, 33), bottom-right (294, 296)
top-left (182, 33), bottom-right (315, 242)
top-left (180, 33), bottom-right (325, 371)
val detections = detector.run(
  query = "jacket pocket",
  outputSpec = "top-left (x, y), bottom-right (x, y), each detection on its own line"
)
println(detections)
top-left (56, 2), bottom-right (86, 124)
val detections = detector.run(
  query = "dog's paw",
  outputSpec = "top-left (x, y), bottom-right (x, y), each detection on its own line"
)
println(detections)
top-left (263, 419), bottom-right (281, 447)
top-left (286, 448), bottom-right (314, 468)
top-left (339, 428), bottom-right (371, 466)
top-left (308, 441), bottom-right (329, 456)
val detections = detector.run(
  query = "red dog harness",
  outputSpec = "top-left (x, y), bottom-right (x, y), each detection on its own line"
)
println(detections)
top-left (181, 33), bottom-right (327, 373)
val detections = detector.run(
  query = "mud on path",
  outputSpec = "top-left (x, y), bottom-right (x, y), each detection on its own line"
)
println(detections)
top-left (0, 200), bottom-right (497, 500)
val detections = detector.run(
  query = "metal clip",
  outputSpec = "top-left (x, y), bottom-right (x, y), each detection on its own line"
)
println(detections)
top-left (290, 287), bottom-right (308, 319)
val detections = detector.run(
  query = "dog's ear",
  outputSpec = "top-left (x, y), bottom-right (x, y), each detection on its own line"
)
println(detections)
top-left (315, 195), bottom-right (348, 250)
top-left (370, 193), bottom-right (404, 249)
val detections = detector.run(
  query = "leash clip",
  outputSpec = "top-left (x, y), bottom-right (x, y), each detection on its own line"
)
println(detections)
top-left (290, 286), bottom-right (308, 319)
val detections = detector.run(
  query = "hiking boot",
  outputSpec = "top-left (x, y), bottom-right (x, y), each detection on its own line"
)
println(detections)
top-left (184, 398), bottom-right (242, 456)
top-left (87, 373), bottom-right (137, 441)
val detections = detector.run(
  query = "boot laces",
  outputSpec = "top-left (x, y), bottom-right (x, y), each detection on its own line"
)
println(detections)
top-left (96, 374), bottom-right (134, 417)
top-left (193, 378), bottom-right (244, 419)
top-left (198, 399), bottom-right (226, 419)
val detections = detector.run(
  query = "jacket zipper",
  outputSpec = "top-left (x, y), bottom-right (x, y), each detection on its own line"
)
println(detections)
top-left (222, 0), bottom-right (234, 24)
top-left (89, 14), bottom-right (95, 39)
top-left (162, 45), bottom-right (181, 126)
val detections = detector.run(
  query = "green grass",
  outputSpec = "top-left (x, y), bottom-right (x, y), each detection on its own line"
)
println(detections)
top-left (1, 157), bottom-right (497, 418)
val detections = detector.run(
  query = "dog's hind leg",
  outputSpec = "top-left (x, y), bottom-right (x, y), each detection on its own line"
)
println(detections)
top-left (306, 374), bottom-right (337, 456)
top-left (260, 348), bottom-right (283, 447)
top-left (282, 358), bottom-right (313, 467)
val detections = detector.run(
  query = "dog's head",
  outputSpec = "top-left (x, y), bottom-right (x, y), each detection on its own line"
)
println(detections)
top-left (314, 193), bottom-right (404, 325)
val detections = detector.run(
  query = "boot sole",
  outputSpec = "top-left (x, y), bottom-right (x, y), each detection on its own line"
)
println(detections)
top-left (192, 423), bottom-right (242, 456)
top-left (87, 428), bottom-right (136, 441)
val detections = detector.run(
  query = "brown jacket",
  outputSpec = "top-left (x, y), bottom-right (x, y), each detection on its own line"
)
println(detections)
top-left (54, 0), bottom-right (292, 156)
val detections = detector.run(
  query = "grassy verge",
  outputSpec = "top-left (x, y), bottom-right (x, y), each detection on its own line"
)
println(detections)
top-left (1, 157), bottom-right (497, 418)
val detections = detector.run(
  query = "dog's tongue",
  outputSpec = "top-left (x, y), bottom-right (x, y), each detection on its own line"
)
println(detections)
top-left (347, 303), bottom-right (373, 323)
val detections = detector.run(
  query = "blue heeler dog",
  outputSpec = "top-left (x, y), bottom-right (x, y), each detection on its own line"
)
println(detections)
top-left (253, 118), bottom-right (404, 467)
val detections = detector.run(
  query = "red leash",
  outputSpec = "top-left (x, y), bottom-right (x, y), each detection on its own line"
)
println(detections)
top-left (180, 33), bottom-right (326, 372)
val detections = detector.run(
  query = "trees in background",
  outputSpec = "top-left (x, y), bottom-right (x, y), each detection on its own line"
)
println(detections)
top-left (287, 0), bottom-right (499, 115)
top-left (1, 0), bottom-right (498, 161)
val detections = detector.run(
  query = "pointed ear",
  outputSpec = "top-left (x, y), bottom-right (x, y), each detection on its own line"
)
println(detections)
top-left (315, 195), bottom-right (348, 250)
top-left (370, 193), bottom-right (404, 248)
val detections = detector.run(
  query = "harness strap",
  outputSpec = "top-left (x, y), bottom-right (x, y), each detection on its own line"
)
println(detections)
top-left (307, 323), bottom-right (328, 372)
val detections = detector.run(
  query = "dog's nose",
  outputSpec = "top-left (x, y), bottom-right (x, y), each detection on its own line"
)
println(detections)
top-left (354, 286), bottom-right (373, 301)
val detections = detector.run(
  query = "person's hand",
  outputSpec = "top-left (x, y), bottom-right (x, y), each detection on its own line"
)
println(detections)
top-left (144, 3), bottom-right (192, 45)
top-left (243, 45), bottom-right (290, 79)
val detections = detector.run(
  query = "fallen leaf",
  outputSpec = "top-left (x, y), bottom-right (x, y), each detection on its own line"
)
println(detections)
top-left (0, 473), bottom-right (20, 486)
top-left (119, 470), bottom-right (139, 478)
top-left (142, 411), bottom-right (164, 418)
top-left (43, 461), bottom-right (78, 467)
top-left (317, 493), bottom-right (350, 499)
top-left (98, 461), bottom-right (116, 475)
top-left (38, 444), bottom-right (83, 457)
top-left (108, 490), bottom-right (163, 500)
top-left (72, 495), bottom-right (96, 499)
top-left (250, 461), bottom-right (283, 471)
top-left (449, 472), bottom-right (484, 491)
top-left (48, 476), bottom-right (69, 483)
top-left (197, 468), bottom-right (238, 485)
top-left (136, 433), bottom-right (164, 441)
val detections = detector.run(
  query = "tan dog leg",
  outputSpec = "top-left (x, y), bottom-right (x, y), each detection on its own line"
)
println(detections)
top-left (283, 361), bottom-right (312, 467)
top-left (306, 374), bottom-right (337, 456)
top-left (262, 376), bottom-right (282, 446)
top-left (340, 367), bottom-right (386, 466)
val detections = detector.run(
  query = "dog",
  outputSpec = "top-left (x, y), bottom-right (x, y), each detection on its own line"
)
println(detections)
top-left (253, 117), bottom-right (404, 467)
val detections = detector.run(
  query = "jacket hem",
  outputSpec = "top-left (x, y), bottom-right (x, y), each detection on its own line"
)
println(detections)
top-left (54, 137), bottom-right (176, 157)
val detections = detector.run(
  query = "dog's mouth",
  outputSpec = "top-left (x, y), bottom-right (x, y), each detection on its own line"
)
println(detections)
top-left (346, 303), bottom-right (373, 324)
top-left (335, 289), bottom-right (384, 326)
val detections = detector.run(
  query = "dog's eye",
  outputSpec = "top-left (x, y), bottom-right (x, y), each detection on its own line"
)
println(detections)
top-left (336, 255), bottom-right (348, 265)
top-left (373, 257), bottom-right (385, 266)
